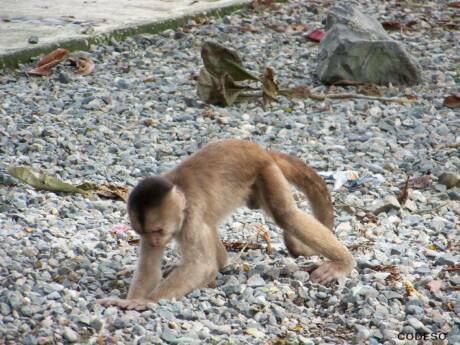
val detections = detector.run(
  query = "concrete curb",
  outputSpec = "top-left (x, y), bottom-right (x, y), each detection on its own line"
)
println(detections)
top-left (0, 1), bottom-right (250, 70)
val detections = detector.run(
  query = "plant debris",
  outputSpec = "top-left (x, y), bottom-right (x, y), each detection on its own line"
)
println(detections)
top-left (223, 241), bottom-right (264, 252)
top-left (443, 93), bottom-right (460, 108)
top-left (69, 56), bottom-right (95, 75)
top-left (26, 48), bottom-right (69, 76)
top-left (201, 41), bottom-right (258, 81)
top-left (7, 166), bottom-right (84, 194)
top-left (397, 175), bottom-right (410, 205)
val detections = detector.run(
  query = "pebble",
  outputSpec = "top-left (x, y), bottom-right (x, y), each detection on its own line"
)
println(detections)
top-left (63, 327), bottom-right (79, 343)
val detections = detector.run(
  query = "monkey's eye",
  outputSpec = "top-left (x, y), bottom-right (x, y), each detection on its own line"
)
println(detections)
top-left (153, 228), bottom-right (164, 234)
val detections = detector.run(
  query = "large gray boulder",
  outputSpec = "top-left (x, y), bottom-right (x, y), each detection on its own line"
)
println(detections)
top-left (316, 2), bottom-right (422, 85)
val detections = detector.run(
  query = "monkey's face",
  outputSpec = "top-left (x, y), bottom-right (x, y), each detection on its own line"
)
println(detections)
top-left (128, 187), bottom-right (186, 248)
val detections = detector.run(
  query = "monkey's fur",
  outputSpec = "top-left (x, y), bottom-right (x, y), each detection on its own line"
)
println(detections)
top-left (98, 139), bottom-right (354, 310)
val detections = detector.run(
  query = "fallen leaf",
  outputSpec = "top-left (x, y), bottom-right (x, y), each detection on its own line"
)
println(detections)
top-left (426, 279), bottom-right (443, 293)
top-left (397, 175), bottom-right (410, 205)
top-left (69, 56), bottom-right (95, 75)
top-left (7, 166), bottom-right (84, 193)
top-left (240, 24), bottom-right (259, 33)
top-left (27, 48), bottom-right (69, 76)
top-left (266, 23), bottom-right (287, 33)
top-left (221, 73), bottom-right (253, 106)
top-left (358, 84), bottom-right (383, 97)
top-left (288, 23), bottom-right (308, 32)
top-left (197, 68), bottom-right (226, 106)
top-left (196, 68), bottom-right (255, 106)
top-left (223, 241), bottom-right (264, 251)
top-left (96, 184), bottom-right (129, 202)
top-left (201, 41), bottom-right (259, 81)
top-left (443, 263), bottom-right (460, 272)
top-left (443, 93), bottom-right (460, 109)
top-left (305, 29), bottom-right (325, 42)
top-left (382, 20), bottom-right (417, 31)
top-left (447, 2), bottom-right (460, 8)
top-left (382, 20), bottom-right (403, 30)
top-left (262, 67), bottom-right (279, 106)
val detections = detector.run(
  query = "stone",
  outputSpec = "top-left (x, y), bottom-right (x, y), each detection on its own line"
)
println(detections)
top-left (247, 274), bottom-right (265, 288)
top-left (438, 172), bottom-right (459, 189)
top-left (372, 195), bottom-right (401, 215)
top-left (58, 72), bottom-right (71, 84)
top-left (316, 2), bottom-right (421, 85)
top-left (28, 36), bottom-right (39, 44)
top-left (63, 327), bottom-right (79, 343)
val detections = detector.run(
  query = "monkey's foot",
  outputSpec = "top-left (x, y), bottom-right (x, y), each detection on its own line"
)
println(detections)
top-left (308, 261), bottom-right (349, 285)
top-left (96, 298), bottom-right (152, 311)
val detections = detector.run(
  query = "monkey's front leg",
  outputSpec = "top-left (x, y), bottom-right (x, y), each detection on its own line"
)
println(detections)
top-left (148, 259), bottom-right (217, 302)
top-left (97, 240), bottom-right (164, 310)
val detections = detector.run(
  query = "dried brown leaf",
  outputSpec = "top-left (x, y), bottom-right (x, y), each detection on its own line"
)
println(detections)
top-left (287, 23), bottom-right (308, 33)
top-left (358, 84), bottom-right (383, 97)
top-left (223, 241), bottom-right (263, 251)
top-left (69, 56), bottom-right (95, 75)
top-left (262, 67), bottom-right (279, 106)
top-left (398, 175), bottom-right (410, 205)
top-left (447, 2), bottom-right (460, 8)
top-left (443, 93), bottom-right (460, 109)
top-left (96, 184), bottom-right (129, 202)
top-left (27, 48), bottom-right (69, 76)
top-left (240, 24), bottom-right (259, 33)
top-left (443, 263), bottom-right (460, 272)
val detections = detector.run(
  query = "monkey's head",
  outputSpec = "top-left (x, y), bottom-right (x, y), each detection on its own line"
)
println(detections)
top-left (127, 176), bottom-right (186, 248)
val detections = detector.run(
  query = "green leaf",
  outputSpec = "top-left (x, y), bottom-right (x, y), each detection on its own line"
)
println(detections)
top-left (201, 41), bottom-right (259, 82)
top-left (7, 166), bottom-right (84, 194)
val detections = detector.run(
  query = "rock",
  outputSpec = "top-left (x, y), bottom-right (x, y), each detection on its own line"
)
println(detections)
top-left (435, 253), bottom-right (457, 266)
top-left (63, 327), bottom-right (79, 343)
top-left (90, 319), bottom-right (103, 332)
top-left (58, 72), bottom-right (71, 84)
top-left (28, 36), bottom-right (39, 44)
top-left (247, 274), bottom-right (265, 287)
top-left (438, 172), bottom-right (459, 189)
top-left (407, 317), bottom-right (430, 333)
top-left (373, 195), bottom-right (401, 215)
top-left (316, 2), bottom-right (421, 85)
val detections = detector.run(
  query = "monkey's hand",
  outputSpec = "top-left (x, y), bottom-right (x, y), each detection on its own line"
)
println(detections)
top-left (307, 261), bottom-right (352, 285)
top-left (96, 298), bottom-right (153, 311)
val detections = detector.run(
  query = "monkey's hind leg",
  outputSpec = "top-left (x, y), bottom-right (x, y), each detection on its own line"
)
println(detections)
top-left (259, 164), bottom-right (354, 284)
top-left (283, 232), bottom-right (318, 258)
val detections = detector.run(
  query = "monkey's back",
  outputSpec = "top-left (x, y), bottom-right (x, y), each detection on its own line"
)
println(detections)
top-left (165, 139), bottom-right (271, 223)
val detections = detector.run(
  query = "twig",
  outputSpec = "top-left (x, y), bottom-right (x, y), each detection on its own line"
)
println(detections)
top-left (280, 88), bottom-right (410, 104)
top-left (415, 202), bottom-right (450, 215)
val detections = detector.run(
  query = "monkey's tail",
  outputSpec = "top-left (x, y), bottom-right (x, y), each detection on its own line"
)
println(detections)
top-left (268, 151), bottom-right (334, 230)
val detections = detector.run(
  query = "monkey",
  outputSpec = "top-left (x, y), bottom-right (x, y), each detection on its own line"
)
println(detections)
top-left (97, 139), bottom-right (354, 310)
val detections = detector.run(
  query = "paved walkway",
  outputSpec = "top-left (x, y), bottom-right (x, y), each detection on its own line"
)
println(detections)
top-left (0, 0), bottom-right (250, 68)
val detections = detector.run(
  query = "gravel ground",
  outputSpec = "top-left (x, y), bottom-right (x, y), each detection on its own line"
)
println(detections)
top-left (0, 0), bottom-right (459, 344)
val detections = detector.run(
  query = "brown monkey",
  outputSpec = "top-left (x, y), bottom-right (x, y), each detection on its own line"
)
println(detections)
top-left (97, 139), bottom-right (353, 310)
